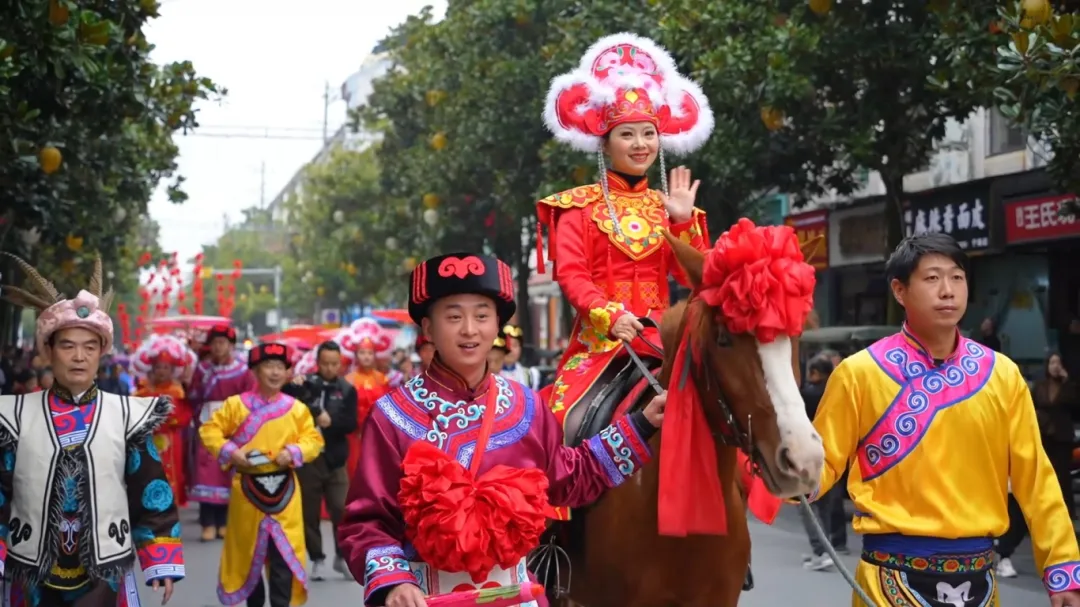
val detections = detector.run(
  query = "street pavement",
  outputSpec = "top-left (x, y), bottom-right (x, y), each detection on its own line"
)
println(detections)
top-left (146, 504), bottom-right (1052, 606)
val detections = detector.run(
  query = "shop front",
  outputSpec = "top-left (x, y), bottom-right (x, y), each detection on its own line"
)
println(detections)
top-left (1002, 192), bottom-right (1079, 369)
top-left (784, 208), bottom-right (831, 323)
top-left (829, 201), bottom-right (889, 325)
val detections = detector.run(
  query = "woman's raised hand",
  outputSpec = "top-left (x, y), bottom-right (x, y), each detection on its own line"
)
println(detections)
top-left (658, 166), bottom-right (699, 223)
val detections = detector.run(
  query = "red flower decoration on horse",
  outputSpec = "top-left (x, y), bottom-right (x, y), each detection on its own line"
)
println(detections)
top-left (699, 218), bottom-right (816, 343)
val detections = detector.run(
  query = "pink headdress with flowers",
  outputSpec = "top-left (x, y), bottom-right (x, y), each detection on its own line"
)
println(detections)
top-left (1, 254), bottom-right (115, 354)
top-left (544, 32), bottom-right (714, 156)
top-left (132, 334), bottom-right (197, 380)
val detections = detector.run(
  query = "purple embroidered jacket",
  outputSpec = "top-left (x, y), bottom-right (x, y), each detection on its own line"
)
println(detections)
top-left (188, 356), bottom-right (256, 504)
top-left (338, 357), bottom-right (652, 605)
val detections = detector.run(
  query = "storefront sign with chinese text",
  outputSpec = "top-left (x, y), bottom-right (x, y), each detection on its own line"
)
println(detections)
top-left (784, 209), bottom-right (828, 269)
top-left (829, 202), bottom-right (887, 267)
top-left (903, 195), bottom-right (989, 251)
top-left (1003, 194), bottom-right (1080, 245)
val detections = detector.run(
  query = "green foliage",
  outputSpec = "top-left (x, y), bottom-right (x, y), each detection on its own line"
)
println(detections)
top-left (281, 144), bottom-right (416, 316)
top-left (0, 0), bottom-right (223, 302)
top-left (356, 0), bottom-right (666, 271)
top-left (938, 1), bottom-right (1080, 203)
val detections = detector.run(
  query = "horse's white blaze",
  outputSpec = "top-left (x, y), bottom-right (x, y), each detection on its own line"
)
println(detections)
top-left (756, 336), bottom-right (824, 492)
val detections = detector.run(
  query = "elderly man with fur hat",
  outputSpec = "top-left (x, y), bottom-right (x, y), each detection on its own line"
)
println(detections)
top-left (0, 255), bottom-right (184, 606)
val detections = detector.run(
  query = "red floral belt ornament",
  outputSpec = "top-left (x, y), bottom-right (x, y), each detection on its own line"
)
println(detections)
top-left (398, 387), bottom-right (557, 583)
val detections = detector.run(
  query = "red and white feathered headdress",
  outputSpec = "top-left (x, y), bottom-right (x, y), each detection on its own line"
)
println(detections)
top-left (338, 318), bottom-right (392, 355)
top-left (544, 33), bottom-right (714, 155)
top-left (132, 334), bottom-right (197, 380)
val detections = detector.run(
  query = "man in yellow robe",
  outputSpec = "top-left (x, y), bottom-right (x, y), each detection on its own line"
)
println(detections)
top-left (813, 232), bottom-right (1080, 607)
top-left (200, 342), bottom-right (324, 607)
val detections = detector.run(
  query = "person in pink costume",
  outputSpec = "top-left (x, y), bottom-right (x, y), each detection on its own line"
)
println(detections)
top-left (187, 324), bottom-right (256, 542)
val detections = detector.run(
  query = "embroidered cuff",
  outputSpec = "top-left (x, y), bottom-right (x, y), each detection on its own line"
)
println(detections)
top-left (586, 415), bottom-right (652, 488)
top-left (668, 211), bottom-right (704, 244)
top-left (286, 444), bottom-right (304, 468)
top-left (1044, 561), bottom-right (1080, 595)
top-left (364, 545), bottom-right (418, 602)
top-left (218, 440), bottom-right (239, 468)
top-left (137, 539), bottom-right (186, 583)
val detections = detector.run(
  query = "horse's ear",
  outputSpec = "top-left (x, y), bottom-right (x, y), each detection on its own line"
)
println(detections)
top-left (661, 228), bottom-right (705, 288)
top-left (800, 234), bottom-right (824, 263)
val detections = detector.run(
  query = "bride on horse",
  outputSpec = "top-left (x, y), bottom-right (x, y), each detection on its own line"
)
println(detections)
top-left (536, 33), bottom-right (712, 455)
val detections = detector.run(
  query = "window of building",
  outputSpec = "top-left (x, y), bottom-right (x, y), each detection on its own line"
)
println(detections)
top-left (988, 107), bottom-right (1026, 156)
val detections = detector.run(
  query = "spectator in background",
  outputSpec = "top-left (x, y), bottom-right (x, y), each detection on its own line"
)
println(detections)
top-left (114, 361), bottom-right (135, 393)
top-left (1031, 352), bottom-right (1077, 520)
top-left (10, 369), bottom-right (37, 394)
top-left (415, 335), bottom-right (435, 373)
top-left (37, 367), bottom-right (53, 392)
top-left (995, 485), bottom-right (1027, 578)
top-left (799, 354), bottom-right (849, 571)
top-left (976, 317), bottom-right (1002, 352)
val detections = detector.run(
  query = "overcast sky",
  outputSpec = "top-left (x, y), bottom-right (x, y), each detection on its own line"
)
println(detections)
top-left (144, 0), bottom-right (447, 263)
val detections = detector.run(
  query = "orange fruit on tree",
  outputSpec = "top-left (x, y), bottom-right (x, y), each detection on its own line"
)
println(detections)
top-left (422, 193), bottom-right (441, 209)
top-left (39, 146), bottom-right (63, 174)
top-left (316, 286), bottom-right (326, 297)
top-left (760, 106), bottom-right (785, 131)
top-left (60, 259), bottom-right (76, 275)
top-left (1022, 0), bottom-right (1052, 26)
top-left (48, 0), bottom-right (69, 26)
top-left (430, 132), bottom-right (448, 151)
top-left (403, 257), bottom-right (418, 271)
top-left (66, 234), bottom-right (84, 252)
top-left (425, 90), bottom-right (446, 107)
top-left (808, 0), bottom-right (832, 16)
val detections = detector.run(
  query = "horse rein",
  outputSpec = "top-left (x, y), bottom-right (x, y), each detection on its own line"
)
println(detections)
top-left (625, 316), bottom-right (881, 605)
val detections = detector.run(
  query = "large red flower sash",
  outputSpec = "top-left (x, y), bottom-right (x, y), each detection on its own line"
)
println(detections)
top-left (399, 382), bottom-right (554, 582)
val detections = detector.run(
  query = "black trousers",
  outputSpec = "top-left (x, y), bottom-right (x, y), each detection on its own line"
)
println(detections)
top-left (997, 494), bottom-right (1028, 558)
top-left (200, 502), bottom-right (228, 527)
top-left (248, 541), bottom-right (294, 607)
top-left (297, 455), bottom-right (349, 561)
top-left (38, 583), bottom-right (117, 607)
top-left (1045, 439), bottom-right (1076, 519)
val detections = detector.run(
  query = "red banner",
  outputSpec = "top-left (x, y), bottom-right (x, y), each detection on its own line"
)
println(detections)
top-left (785, 209), bottom-right (829, 269)
top-left (1004, 194), bottom-right (1080, 245)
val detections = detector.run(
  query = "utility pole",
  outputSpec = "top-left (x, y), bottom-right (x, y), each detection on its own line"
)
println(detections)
top-left (259, 161), bottom-right (266, 208)
top-left (322, 81), bottom-right (330, 144)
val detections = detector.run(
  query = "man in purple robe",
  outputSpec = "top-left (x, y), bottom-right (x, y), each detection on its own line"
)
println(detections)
top-left (188, 324), bottom-right (257, 541)
top-left (338, 253), bottom-right (667, 607)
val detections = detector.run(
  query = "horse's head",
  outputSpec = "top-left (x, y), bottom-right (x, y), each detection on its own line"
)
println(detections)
top-left (661, 222), bottom-right (824, 498)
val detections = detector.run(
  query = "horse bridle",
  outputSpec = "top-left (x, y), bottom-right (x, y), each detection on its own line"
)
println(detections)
top-left (629, 314), bottom-right (771, 481)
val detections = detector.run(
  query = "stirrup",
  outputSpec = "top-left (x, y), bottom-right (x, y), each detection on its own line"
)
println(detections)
top-left (527, 535), bottom-right (571, 598)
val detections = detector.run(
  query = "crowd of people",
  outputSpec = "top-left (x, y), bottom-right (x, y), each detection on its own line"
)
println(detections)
top-left (2, 30), bottom-right (1080, 607)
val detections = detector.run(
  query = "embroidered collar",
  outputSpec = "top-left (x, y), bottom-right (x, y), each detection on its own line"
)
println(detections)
top-left (425, 354), bottom-right (492, 401)
top-left (208, 356), bottom-right (244, 373)
top-left (242, 390), bottom-right (289, 410)
top-left (606, 169), bottom-right (649, 194)
top-left (51, 382), bottom-right (99, 405)
top-left (899, 322), bottom-right (964, 366)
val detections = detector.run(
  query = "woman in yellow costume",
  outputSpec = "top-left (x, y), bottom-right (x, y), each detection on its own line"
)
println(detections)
top-left (200, 342), bottom-right (324, 607)
top-left (536, 33), bottom-right (712, 448)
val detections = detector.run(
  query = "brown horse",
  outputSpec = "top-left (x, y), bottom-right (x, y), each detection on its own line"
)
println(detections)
top-left (542, 230), bottom-right (826, 607)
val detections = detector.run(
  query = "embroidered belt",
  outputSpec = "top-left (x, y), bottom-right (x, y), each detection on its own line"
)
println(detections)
top-left (240, 470), bottom-right (296, 515)
top-left (861, 548), bottom-right (994, 575)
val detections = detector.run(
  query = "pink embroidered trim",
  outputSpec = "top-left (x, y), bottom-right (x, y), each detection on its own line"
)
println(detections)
top-left (858, 334), bottom-right (994, 481)
top-left (1045, 561), bottom-right (1080, 594)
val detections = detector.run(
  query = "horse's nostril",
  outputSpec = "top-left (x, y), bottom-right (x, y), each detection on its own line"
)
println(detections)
top-left (776, 447), bottom-right (797, 475)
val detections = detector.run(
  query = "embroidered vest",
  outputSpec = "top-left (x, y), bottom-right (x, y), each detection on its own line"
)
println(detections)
top-left (0, 391), bottom-right (164, 570)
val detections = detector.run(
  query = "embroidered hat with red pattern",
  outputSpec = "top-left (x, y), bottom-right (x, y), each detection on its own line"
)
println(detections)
top-left (205, 323), bottom-right (237, 344)
top-left (408, 253), bottom-right (516, 325)
top-left (248, 342), bottom-right (292, 369)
